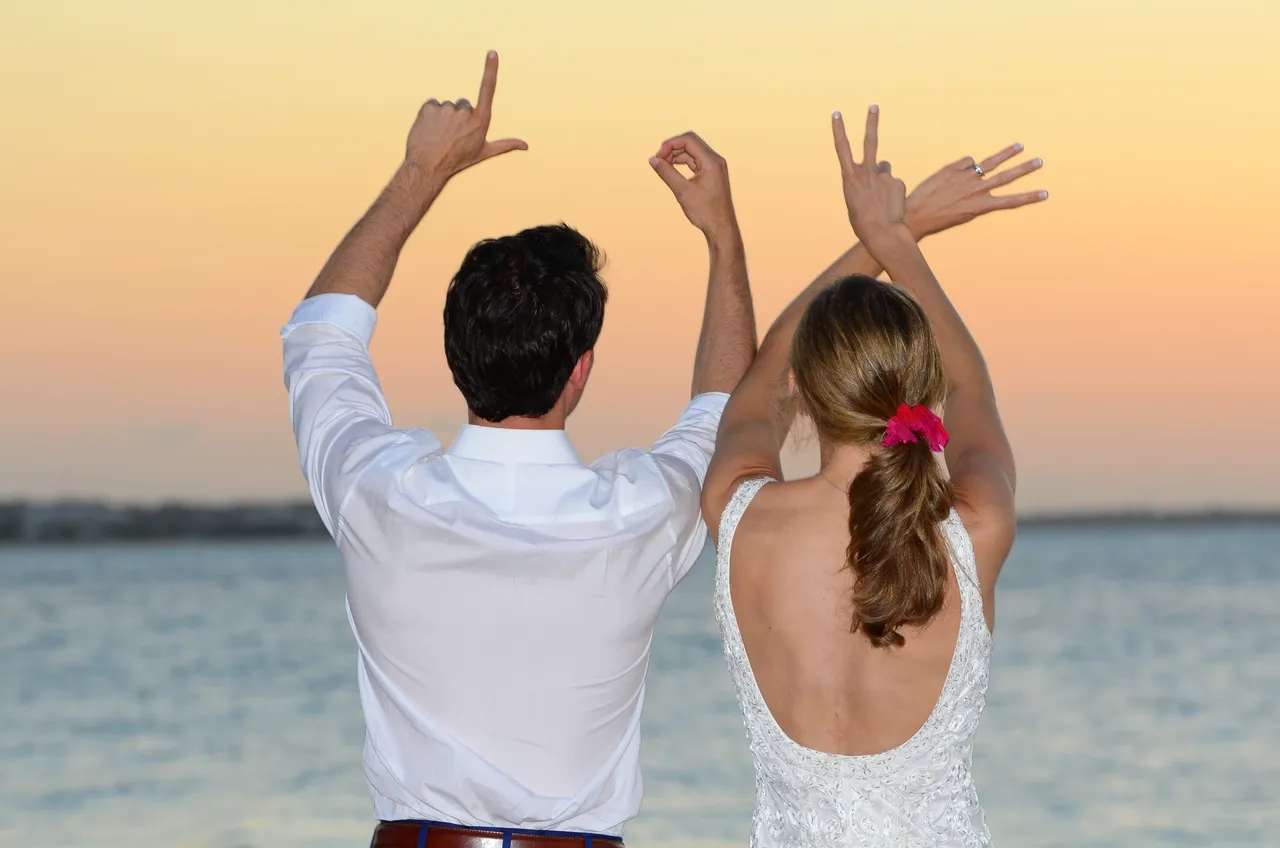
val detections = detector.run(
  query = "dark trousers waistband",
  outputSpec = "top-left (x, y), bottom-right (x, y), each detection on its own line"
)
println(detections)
top-left (371, 820), bottom-right (624, 848)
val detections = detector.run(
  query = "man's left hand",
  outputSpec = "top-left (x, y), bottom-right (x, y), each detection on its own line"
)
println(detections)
top-left (650, 132), bottom-right (738, 243)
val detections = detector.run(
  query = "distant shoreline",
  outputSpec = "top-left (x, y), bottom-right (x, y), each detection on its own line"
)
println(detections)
top-left (1, 499), bottom-right (1279, 545)
top-left (1016, 510), bottom-right (1280, 528)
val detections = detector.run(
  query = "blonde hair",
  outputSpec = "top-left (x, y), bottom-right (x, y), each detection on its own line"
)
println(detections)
top-left (791, 274), bottom-right (953, 648)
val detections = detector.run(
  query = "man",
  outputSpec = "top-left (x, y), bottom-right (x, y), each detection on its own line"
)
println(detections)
top-left (281, 52), bottom-right (754, 848)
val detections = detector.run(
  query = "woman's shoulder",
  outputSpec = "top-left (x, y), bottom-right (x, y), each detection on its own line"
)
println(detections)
top-left (720, 475), bottom-right (786, 537)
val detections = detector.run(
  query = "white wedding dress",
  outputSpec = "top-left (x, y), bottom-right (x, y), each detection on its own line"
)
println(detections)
top-left (714, 478), bottom-right (995, 847)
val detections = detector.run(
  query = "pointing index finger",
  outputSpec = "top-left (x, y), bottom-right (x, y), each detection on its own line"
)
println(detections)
top-left (832, 111), bottom-right (856, 176)
top-left (477, 50), bottom-right (499, 117)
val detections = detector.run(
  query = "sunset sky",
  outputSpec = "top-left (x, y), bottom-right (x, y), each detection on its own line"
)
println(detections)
top-left (2, 0), bottom-right (1277, 511)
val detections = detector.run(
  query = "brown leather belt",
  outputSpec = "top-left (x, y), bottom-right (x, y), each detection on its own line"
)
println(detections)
top-left (371, 820), bottom-right (625, 848)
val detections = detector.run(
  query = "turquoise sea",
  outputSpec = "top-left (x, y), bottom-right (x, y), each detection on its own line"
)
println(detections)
top-left (2, 525), bottom-right (1278, 847)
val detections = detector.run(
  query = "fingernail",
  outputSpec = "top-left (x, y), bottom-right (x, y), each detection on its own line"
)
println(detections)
top-left (833, 111), bottom-right (842, 119)
top-left (1014, 142), bottom-right (1023, 152)
top-left (870, 104), bottom-right (879, 114)
top-left (649, 157), bottom-right (659, 168)
top-left (1033, 158), bottom-right (1043, 167)
top-left (1039, 191), bottom-right (1049, 199)
top-left (487, 50), bottom-right (497, 59)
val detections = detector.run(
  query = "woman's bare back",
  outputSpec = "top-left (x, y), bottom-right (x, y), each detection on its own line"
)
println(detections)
top-left (713, 476), bottom-right (994, 846)
top-left (729, 475), bottom-right (974, 756)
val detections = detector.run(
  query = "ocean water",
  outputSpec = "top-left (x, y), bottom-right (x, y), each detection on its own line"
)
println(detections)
top-left (1, 526), bottom-right (1278, 847)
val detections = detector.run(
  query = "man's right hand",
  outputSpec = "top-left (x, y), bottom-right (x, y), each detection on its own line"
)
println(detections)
top-left (650, 132), bottom-right (738, 242)
top-left (403, 51), bottom-right (527, 185)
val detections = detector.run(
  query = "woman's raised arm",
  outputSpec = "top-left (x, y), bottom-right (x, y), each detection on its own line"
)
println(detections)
top-left (702, 106), bottom-right (1047, 550)
top-left (838, 110), bottom-right (1048, 590)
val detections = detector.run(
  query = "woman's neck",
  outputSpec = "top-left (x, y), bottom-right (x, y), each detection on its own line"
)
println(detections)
top-left (817, 441), bottom-right (873, 489)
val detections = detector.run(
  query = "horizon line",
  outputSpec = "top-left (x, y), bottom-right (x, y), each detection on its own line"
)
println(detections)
top-left (3, 497), bottom-right (1280, 525)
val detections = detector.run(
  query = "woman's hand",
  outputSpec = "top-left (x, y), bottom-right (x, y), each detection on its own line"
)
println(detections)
top-left (832, 106), bottom-right (910, 251)
top-left (905, 145), bottom-right (1047, 240)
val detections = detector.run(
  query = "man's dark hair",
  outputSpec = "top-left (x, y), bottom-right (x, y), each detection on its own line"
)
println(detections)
top-left (443, 224), bottom-right (608, 423)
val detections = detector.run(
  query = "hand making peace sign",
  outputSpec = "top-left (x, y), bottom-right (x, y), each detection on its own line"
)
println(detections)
top-left (832, 106), bottom-right (909, 247)
top-left (834, 105), bottom-right (1049, 246)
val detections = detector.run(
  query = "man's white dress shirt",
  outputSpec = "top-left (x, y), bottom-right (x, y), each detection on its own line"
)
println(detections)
top-left (281, 293), bottom-right (726, 835)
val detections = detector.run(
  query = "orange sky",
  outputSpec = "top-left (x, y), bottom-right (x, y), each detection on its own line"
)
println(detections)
top-left (1, 0), bottom-right (1277, 511)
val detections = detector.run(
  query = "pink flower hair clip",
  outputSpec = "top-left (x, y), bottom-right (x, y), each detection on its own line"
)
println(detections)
top-left (882, 403), bottom-right (950, 452)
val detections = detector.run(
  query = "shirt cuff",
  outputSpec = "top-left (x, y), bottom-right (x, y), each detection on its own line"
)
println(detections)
top-left (685, 391), bottom-right (731, 416)
top-left (280, 293), bottom-right (378, 346)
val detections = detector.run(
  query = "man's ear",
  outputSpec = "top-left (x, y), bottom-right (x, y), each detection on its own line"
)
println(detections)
top-left (569, 350), bottom-right (594, 389)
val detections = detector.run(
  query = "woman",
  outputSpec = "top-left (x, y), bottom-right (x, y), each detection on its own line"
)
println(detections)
top-left (701, 107), bottom-right (1046, 847)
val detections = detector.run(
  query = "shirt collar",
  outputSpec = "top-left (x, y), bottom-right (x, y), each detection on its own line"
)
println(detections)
top-left (447, 425), bottom-right (582, 466)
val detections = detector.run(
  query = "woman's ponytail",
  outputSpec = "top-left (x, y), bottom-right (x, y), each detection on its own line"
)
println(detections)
top-left (845, 436), bottom-right (953, 648)
top-left (791, 274), bottom-right (955, 648)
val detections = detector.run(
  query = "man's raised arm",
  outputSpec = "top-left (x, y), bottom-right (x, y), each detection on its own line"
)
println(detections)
top-left (282, 52), bottom-right (525, 538)
top-left (650, 133), bottom-right (756, 398)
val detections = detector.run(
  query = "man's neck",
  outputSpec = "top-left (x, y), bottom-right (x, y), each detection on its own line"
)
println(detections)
top-left (467, 412), bottom-right (567, 431)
